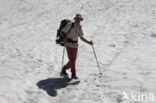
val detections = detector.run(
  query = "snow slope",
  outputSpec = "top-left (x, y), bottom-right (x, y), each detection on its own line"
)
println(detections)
top-left (0, 0), bottom-right (156, 103)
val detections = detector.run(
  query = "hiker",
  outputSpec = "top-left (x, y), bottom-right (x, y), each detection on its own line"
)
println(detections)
top-left (60, 14), bottom-right (93, 79)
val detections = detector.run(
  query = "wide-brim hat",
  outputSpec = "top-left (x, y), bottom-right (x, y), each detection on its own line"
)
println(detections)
top-left (74, 14), bottom-right (83, 21)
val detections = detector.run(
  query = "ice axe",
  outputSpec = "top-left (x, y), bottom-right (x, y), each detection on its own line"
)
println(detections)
top-left (92, 45), bottom-right (102, 77)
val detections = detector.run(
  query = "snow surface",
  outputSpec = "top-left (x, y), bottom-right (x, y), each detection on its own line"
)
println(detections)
top-left (0, 0), bottom-right (156, 103)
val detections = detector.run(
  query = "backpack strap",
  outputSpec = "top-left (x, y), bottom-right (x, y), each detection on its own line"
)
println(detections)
top-left (67, 22), bottom-right (74, 36)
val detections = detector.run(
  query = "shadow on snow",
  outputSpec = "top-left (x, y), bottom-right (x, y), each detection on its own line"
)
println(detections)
top-left (37, 77), bottom-right (80, 97)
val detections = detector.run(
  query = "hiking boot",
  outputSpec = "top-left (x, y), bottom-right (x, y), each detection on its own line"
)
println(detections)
top-left (71, 71), bottom-right (78, 79)
top-left (60, 67), bottom-right (68, 76)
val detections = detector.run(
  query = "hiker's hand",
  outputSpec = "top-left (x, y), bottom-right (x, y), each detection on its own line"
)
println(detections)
top-left (89, 41), bottom-right (93, 45)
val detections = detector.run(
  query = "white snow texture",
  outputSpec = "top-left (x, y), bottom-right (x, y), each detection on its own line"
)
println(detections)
top-left (0, 0), bottom-right (156, 103)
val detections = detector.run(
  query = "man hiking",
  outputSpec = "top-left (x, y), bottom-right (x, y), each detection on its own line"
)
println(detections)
top-left (60, 14), bottom-right (93, 79)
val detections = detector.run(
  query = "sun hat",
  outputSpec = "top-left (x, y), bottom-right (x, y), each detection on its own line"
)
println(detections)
top-left (74, 14), bottom-right (83, 21)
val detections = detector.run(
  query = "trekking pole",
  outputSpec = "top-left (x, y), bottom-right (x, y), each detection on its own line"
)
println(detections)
top-left (62, 47), bottom-right (65, 68)
top-left (92, 45), bottom-right (102, 77)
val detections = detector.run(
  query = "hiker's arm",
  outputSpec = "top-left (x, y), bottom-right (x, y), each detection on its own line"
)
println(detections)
top-left (80, 36), bottom-right (93, 45)
top-left (79, 26), bottom-right (93, 45)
